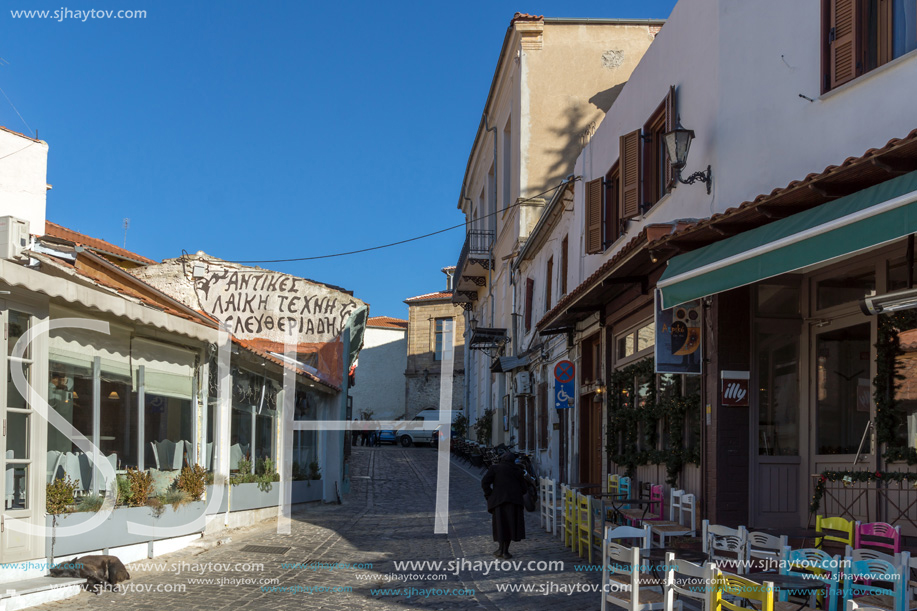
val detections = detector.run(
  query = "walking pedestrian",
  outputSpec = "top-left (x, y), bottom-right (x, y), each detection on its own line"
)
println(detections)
top-left (481, 451), bottom-right (526, 559)
top-left (351, 419), bottom-right (360, 446)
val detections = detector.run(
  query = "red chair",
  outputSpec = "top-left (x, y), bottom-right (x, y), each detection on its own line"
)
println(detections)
top-left (854, 522), bottom-right (901, 555)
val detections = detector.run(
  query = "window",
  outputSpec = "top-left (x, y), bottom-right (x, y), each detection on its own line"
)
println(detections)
top-left (561, 236), bottom-right (568, 296)
top-left (642, 96), bottom-right (673, 207)
top-left (434, 318), bottom-right (453, 361)
top-left (585, 163), bottom-right (623, 255)
top-left (545, 257), bottom-right (554, 310)
top-left (825, 0), bottom-right (917, 91)
top-left (524, 278), bottom-right (535, 332)
top-left (615, 321), bottom-right (655, 368)
top-left (605, 162), bottom-right (621, 247)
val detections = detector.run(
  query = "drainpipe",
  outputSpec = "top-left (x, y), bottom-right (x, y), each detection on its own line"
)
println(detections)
top-left (462, 186), bottom-right (475, 424)
top-left (483, 114), bottom-right (498, 425)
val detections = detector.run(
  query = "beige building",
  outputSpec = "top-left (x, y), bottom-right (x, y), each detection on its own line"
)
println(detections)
top-left (451, 13), bottom-right (663, 457)
top-left (405, 268), bottom-right (465, 419)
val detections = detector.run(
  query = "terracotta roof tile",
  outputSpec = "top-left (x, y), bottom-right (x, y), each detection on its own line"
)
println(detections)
top-left (44, 221), bottom-right (157, 265)
top-left (511, 12), bottom-right (544, 24)
top-left (367, 316), bottom-right (409, 329)
top-left (405, 291), bottom-right (453, 303)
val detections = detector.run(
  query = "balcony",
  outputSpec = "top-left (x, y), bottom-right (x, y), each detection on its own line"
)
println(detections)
top-left (452, 230), bottom-right (494, 307)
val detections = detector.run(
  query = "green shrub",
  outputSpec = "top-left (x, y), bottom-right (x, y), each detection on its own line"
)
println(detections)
top-left (159, 488), bottom-right (190, 510)
top-left (76, 494), bottom-right (104, 513)
top-left (46, 476), bottom-right (78, 515)
top-left (115, 474), bottom-right (132, 506)
top-left (308, 461), bottom-right (321, 480)
top-left (124, 467), bottom-right (153, 507)
top-left (176, 464), bottom-right (206, 501)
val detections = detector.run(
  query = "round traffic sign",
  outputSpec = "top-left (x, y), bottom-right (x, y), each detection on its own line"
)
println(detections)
top-left (554, 360), bottom-right (575, 383)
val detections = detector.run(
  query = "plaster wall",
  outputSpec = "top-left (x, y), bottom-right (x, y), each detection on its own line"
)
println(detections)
top-left (350, 326), bottom-right (407, 420)
top-left (0, 129), bottom-right (48, 235)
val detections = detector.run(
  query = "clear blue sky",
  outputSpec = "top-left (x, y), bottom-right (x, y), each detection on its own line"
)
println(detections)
top-left (2, 0), bottom-right (676, 319)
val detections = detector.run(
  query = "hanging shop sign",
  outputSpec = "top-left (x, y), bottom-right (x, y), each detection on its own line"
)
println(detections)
top-left (655, 291), bottom-right (702, 375)
top-left (720, 370), bottom-right (750, 407)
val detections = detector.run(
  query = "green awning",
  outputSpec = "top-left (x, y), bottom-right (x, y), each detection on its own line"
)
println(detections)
top-left (658, 170), bottom-right (917, 309)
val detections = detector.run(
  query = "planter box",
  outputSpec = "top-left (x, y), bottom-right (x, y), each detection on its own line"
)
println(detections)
top-left (47, 501), bottom-right (207, 558)
top-left (204, 485), bottom-right (230, 514)
top-left (228, 482), bottom-right (279, 512)
top-left (291, 480), bottom-right (323, 504)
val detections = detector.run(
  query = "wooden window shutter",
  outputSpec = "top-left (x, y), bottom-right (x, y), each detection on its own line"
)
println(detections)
top-left (620, 129), bottom-right (642, 219)
top-left (524, 278), bottom-right (535, 331)
top-left (527, 397), bottom-right (535, 452)
top-left (585, 178), bottom-right (603, 254)
top-left (664, 85), bottom-right (676, 192)
top-left (517, 395), bottom-right (527, 449)
top-left (538, 382), bottom-right (548, 448)
top-left (561, 236), bottom-right (568, 296)
top-left (829, 0), bottom-right (858, 89)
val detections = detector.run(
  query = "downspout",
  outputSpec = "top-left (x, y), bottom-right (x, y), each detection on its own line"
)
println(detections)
top-left (483, 113), bottom-right (498, 431)
top-left (462, 186), bottom-right (475, 423)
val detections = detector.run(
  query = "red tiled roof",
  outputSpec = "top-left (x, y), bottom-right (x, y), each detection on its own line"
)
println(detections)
top-left (233, 338), bottom-right (339, 391)
top-left (538, 128), bottom-right (917, 330)
top-left (405, 291), bottom-right (453, 303)
top-left (511, 12), bottom-right (544, 24)
top-left (44, 221), bottom-right (157, 266)
top-left (367, 316), bottom-right (409, 330)
top-left (0, 125), bottom-right (42, 143)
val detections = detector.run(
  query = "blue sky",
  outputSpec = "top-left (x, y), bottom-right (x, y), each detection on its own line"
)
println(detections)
top-left (1, 0), bottom-right (676, 318)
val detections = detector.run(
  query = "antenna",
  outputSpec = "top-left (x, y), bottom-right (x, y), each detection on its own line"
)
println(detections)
top-left (122, 218), bottom-right (130, 249)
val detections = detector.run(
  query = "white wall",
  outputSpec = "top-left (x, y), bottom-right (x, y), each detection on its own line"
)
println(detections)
top-left (572, 0), bottom-right (917, 285)
top-left (0, 128), bottom-right (49, 235)
top-left (350, 326), bottom-right (407, 420)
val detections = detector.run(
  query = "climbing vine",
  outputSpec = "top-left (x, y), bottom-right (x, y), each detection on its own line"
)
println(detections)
top-left (810, 469), bottom-right (917, 514)
top-left (874, 311), bottom-right (917, 465)
top-left (606, 357), bottom-right (701, 485)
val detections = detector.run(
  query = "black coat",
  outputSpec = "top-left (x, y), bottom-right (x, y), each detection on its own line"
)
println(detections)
top-left (482, 453), bottom-right (527, 513)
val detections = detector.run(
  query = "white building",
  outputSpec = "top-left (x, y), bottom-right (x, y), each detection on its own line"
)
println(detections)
top-left (351, 316), bottom-right (408, 421)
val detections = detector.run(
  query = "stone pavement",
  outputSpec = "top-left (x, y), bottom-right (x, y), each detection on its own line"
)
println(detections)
top-left (33, 446), bottom-right (604, 610)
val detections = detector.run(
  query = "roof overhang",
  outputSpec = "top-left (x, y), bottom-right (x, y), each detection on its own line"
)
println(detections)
top-left (469, 327), bottom-right (509, 351)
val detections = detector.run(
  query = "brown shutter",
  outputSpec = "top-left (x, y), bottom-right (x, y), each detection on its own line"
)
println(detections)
top-left (620, 129), bottom-right (642, 219)
top-left (829, 0), bottom-right (858, 89)
top-left (561, 236), bottom-right (568, 295)
top-left (517, 395), bottom-right (526, 449)
top-left (524, 278), bottom-right (535, 331)
top-left (527, 398), bottom-right (535, 452)
top-left (538, 382), bottom-right (548, 448)
top-left (585, 177), bottom-right (603, 254)
top-left (664, 86), bottom-right (676, 192)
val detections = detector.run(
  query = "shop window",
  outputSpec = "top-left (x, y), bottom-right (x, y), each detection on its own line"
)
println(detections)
top-left (815, 266), bottom-right (875, 310)
top-left (824, 0), bottom-right (917, 91)
top-left (886, 257), bottom-right (912, 291)
top-left (815, 323), bottom-right (872, 454)
top-left (230, 371), bottom-right (279, 472)
top-left (891, 322), bottom-right (917, 451)
top-left (756, 280), bottom-right (801, 318)
top-left (756, 325), bottom-right (800, 456)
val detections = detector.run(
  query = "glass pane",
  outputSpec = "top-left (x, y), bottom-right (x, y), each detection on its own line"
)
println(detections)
top-left (757, 327), bottom-right (799, 456)
top-left (893, 324), bottom-right (917, 451)
top-left (145, 395), bottom-right (192, 470)
top-left (48, 362), bottom-right (93, 453)
top-left (637, 323), bottom-right (655, 352)
top-left (230, 409), bottom-right (253, 471)
top-left (99, 380), bottom-right (136, 468)
top-left (7, 362), bottom-right (29, 409)
top-left (7, 412), bottom-right (28, 459)
top-left (816, 268), bottom-right (875, 311)
top-left (6, 465), bottom-right (28, 510)
top-left (815, 323), bottom-right (872, 454)
top-left (893, 0), bottom-right (917, 59)
top-left (757, 283), bottom-right (800, 317)
top-left (7, 311), bottom-right (29, 358)
top-left (255, 414), bottom-right (274, 462)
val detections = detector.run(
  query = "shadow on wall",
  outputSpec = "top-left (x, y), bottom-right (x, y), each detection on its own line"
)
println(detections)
top-left (404, 349), bottom-right (465, 419)
top-left (535, 83), bottom-right (625, 197)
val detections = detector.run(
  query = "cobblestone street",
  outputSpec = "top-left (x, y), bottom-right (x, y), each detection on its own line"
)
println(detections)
top-left (34, 447), bottom-right (602, 610)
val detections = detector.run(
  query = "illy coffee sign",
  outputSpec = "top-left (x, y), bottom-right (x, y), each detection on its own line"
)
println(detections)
top-left (721, 371), bottom-right (750, 407)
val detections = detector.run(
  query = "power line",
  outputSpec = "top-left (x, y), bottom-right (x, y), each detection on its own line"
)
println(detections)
top-left (230, 178), bottom-right (577, 264)
top-left (0, 84), bottom-right (34, 138)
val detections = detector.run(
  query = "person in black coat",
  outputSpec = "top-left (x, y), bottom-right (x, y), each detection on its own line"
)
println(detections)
top-left (481, 451), bottom-right (526, 559)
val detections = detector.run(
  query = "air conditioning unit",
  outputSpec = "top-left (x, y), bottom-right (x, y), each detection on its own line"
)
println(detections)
top-left (0, 217), bottom-right (29, 260)
top-left (514, 371), bottom-right (532, 395)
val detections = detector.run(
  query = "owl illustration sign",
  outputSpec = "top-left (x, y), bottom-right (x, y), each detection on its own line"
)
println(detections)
top-left (655, 291), bottom-right (702, 375)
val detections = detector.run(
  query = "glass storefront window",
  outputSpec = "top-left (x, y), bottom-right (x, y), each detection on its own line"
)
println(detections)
top-left (816, 268), bottom-right (875, 311)
top-left (892, 325), bottom-right (917, 451)
top-left (756, 326), bottom-right (800, 456)
top-left (757, 282), bottom-right (800, 317)
top-left (144, 395), bottom-right (191, 470)
top-left (48, 362), bottom-right (94, 454)
top-left (815, 323), bottom-right (872, 454)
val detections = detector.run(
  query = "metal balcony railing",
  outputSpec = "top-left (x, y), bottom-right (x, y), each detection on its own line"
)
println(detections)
top-left (456, 230), bottom-right (494, 275)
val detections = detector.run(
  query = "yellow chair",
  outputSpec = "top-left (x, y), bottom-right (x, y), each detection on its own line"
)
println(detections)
top-left (563, 487), bottom-right (578, 550)
top-left (712, 572), bottom-right (775, 611)
top-left (576, 492), bottom-right (592, 560)
top-left (816, 515), bottom-right (856, 553)
top-left (608, 473), bottom-right (620, 495)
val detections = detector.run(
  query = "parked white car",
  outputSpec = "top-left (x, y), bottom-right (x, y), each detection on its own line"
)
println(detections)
top-left (396, 410), bottom-right (460, 447)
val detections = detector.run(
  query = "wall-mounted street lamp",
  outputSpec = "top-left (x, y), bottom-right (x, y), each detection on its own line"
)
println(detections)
top-left (663, 117), bottom-right (712, 194)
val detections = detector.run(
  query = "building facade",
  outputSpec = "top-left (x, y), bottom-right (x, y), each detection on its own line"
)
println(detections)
top-left (351, 316), bottom-right (408, 421)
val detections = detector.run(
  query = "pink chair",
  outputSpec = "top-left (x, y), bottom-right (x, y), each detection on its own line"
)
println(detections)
top-left (854, 522), bottom-right (901, 554)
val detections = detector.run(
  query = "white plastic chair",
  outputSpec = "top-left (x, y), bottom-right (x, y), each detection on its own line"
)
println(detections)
top-left (651, 492), bottom-right (697, 547)
top-left (702, 520), bottom-right (749, 574)
top-left (663, 550), bottom-right (717, 611)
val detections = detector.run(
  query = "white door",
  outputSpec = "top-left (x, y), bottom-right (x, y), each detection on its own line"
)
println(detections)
top-left (1, 307), bottom-right (44, 562)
